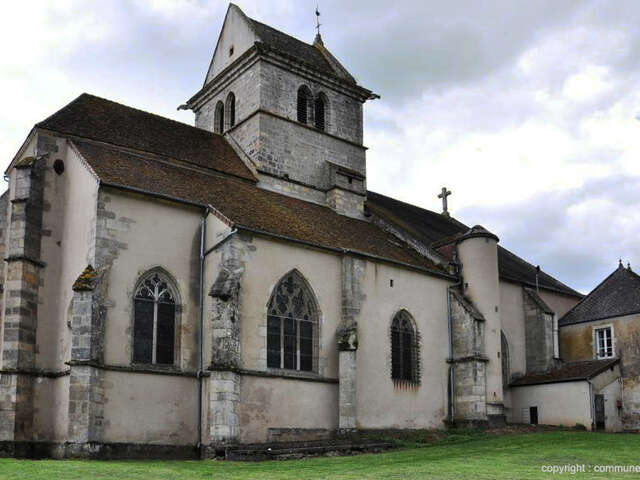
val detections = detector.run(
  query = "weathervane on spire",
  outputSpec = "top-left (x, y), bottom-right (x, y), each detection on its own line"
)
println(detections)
top-left (315, 4), bottom-right (322, 36)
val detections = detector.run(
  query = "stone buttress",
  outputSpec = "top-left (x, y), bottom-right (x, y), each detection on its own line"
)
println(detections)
top-left (336, 255), bottom-right (365, 431)
top-left (66, 265), bottom-right (106, 457)
top-left (0, 141), bottom-right (48, 455)
top-left (206, 233), bottom-right (253, 452)
top-left (448, 288), bottom-right (488, 425)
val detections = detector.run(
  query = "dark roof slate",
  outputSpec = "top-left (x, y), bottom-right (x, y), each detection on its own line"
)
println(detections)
top-left (560, 264), bottom-right (640, 326)
top-left (248, 19), bottom-right (355, 83)
top-left (72, 140), bottom-right (447, 275)
top-left (510, 358), bottom-right (619, 386)
top-left (36, 94), bottom-right (255, 181)
top-left (366, 191), bottom-right (582, 298)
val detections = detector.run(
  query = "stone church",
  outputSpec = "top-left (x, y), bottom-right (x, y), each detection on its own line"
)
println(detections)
top-left (0, 3), bottom-right (631, 459)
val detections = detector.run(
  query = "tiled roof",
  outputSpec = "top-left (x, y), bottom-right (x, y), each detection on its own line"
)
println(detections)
top-left (248, 19), bottom-right (355, 83)
top-left (560, 264), bottom-right (640, 326)
top-left (35, 94), bottom-right (255, 181)
top-left (72, 140), bottom-right (448, 276)
top-left (366, 191), bottom-right (582, 298)
top-left (510, 358), bottom-right (619, 386)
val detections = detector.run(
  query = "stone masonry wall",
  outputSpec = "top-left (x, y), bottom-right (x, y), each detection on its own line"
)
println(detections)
top-left (195, 57), bottom-right (367, 201)
top-left (449, 289), bottom-right (487, 423)
top-left (0, 141), bottom-right (48, 446)
top-left (207, 233), bottom-right (254, 447)
top-left (523, 291), bottom-right (555, 374)
top-left (337, 255), bottom-right (366, 430)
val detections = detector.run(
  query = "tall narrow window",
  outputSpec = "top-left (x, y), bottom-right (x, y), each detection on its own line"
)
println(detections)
top-left (501, 331), bottom-right (510, 387)
top-left (314, 94), bottom-right (326, 130)
top-left (297, 86), bottom-right (312, 124)
top-left (595, 326), bottom-right (614, 359)
top-left (133, 271), bottom-right (177, 365)
top-left (214, 101), bottom-right (224, 134)
top-left (225, 92), bottom-right (236, 129)
top-left (267, 270), bottom-right (318, 372)
top-left (552, 315), bottom-right (559, 359)
top-left (391, 310), bottom-right (420, 385)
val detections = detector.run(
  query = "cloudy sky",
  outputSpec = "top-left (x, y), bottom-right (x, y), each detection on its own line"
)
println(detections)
top-left (2, 0), bottom-right (639, 293)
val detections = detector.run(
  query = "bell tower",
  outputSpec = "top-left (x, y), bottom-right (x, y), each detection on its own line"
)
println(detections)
top-left (185, 4), bottom-right (377, 219)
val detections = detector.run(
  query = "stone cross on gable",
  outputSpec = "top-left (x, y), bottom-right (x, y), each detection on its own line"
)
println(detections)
top-left (438, 187), bottom-right (452, 215)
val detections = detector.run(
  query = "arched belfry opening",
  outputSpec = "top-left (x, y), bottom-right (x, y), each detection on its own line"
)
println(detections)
top-left (214, 101), bottom-right (224, 134)
top-left (297, 85), bottom-right (313, 125)
top-left (225, 92), bottom-right (236, 129)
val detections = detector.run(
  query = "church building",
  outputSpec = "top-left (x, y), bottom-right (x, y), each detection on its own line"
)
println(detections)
top-left (0, 4), bottom-right (628, 459)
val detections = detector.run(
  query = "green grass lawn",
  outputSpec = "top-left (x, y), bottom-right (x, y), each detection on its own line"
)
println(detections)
top-left (1, 431), bottom-right (639, 480)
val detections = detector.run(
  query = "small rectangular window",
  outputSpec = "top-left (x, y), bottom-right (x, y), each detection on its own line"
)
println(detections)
top-left (595, 327), bottom-right (613, 359)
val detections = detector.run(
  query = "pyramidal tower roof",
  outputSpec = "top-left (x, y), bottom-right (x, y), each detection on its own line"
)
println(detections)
top-left (203, 4), bottom-right (357, 87)
top-left (560, 262), bottom-right (640, 325)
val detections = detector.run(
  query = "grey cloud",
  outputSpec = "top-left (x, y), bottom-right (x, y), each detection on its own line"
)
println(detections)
top-left (458, 175), bottom-right (640, 292)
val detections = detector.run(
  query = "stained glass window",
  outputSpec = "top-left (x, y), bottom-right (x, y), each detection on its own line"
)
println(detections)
top-left (267, 271), bottom-right (318, 372)
top-left (133, 272), bottom-right (176, 365)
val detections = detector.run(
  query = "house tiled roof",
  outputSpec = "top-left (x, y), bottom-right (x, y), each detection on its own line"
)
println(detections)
top-left (366, 191), bottom-right (582, 298)
top-left (35, 93), bottom-right (255, 181)
top-left (510, 358), bottom-right (619, 387)
top-left (71, 140), bottom-right (448, 276)
top-left (560, 264), bottom-right (640, 326)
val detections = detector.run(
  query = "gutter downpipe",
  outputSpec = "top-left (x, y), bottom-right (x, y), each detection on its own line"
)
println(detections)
top-left (196, 208), bottom-right (208, 457)
top-left (587, 379), bottom-right (595, 431)
top-left (447, 253), bottom-right (463, 426)
top-left (197, 208), bottom-right (238, 457)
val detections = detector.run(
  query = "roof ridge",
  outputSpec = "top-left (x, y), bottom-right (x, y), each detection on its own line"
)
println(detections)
top-left (37, 93), bottom-right (216, 136)
top-left (367, 190), bottom-right (582, 298)
top-left (70, 137), bottom-right (256, 184)
top-left (249, 18), bottom-right (313, 48)
top-left (367, 190), bottom-right (469, 228)
top-left (559, 265), bottom-right (628, 323)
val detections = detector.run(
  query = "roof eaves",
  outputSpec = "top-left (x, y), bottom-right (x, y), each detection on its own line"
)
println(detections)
top-left (236, 224), bottom-right (457, 281)
top-left (559, 310), bottom-right (640, 327)
top-left (6, 127), bottom-right (37, 175)
top-left (586, 358), bottom-right (620, 379)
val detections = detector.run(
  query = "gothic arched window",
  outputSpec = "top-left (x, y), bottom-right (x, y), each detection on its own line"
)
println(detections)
top-left (133, 270), bottom-right (178, 365)
top-left (391, 310), bottom-right (420, 385)
top-left (297, 86), bottom-right (312, 124)
top-left (214, 101), bottom-right (224, 134)
top-left (314, 93), bottom-right (327, 131)
top-left (225, 92), bottom-right (236, 129)
top-left (501, 331), bottom-right (510, 387)
top-left (267, 270), bottom-right (318, 372)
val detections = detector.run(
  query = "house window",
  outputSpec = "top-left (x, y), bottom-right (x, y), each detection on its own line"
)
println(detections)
top-left (133, 271), bottom-right (177, 365)
top-left (297, 86), bottom-right (312, 124)
top-left (391, 310), bottom-right (420, 385)
top-left (267, 270), bottom-right (318, 372)
top-left (214, 101), bottom-right (224, 134)
top-left (595, 326), bottom-right (614, 359)
top-left (225, 92), bottom-right (236, 129)
top-left (314, 94), bottom-right (326, 130)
